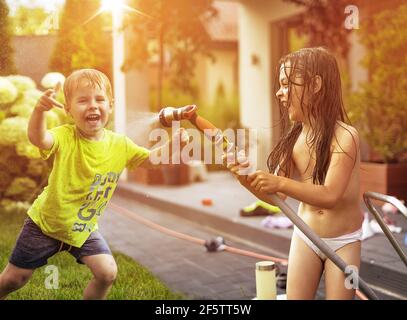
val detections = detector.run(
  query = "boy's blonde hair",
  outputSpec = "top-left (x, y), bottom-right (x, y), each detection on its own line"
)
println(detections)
top-left (63, 69), bottom-right (113, 107)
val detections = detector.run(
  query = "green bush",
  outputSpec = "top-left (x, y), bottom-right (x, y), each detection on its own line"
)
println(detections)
top-left (0, 77), bottom-right (18, 105)
top-left (0, 74), bottom-right (67, 206)
top-left (6, 75), bottom-right (36, 94)
top-left (347, 4), bottom-right (407, 163)
top-left (0, 199), bottom-right (31, 215)
top-left (40, 72), bottom-right (65, 89)
top-left (0, 116), bottom-right (28, 146)
top-left (4, 177), bottom-right (37, 201)
top-left (0, 170), bottom-right (13, 193)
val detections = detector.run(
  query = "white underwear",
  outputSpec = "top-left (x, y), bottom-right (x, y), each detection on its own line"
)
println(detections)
top-left (293, 226), bottom-right (363, 261)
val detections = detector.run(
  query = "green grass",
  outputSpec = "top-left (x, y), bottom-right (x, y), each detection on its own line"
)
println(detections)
top-left (0, 208), bottom-right (184, 300)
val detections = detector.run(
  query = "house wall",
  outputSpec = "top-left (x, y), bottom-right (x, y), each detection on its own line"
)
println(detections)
top-left (237, 0), bottom-right (302, 169)
top-left (12, 35), bottom-right (57, 86)
top-left (99, 24), bottom-right (151, 144)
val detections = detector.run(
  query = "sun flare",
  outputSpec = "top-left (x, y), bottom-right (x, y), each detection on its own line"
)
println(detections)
top-left (100, 0), bottom-right (123, 13)
top-left (81, 0), bottom-right (152, 26)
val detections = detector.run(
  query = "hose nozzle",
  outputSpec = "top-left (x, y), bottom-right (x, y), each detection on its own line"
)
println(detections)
top-left (158, 104), bottom-right (234, 153)
top-left (158, 105), bottom-right (197, 127)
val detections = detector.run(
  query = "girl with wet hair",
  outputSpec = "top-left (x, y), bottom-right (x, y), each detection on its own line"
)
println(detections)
top-left (230, 47), bottom-right (363, 299)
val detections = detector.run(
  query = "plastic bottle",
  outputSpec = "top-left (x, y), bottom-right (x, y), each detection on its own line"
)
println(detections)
top-left (255, 261), bottom-right (277, 300)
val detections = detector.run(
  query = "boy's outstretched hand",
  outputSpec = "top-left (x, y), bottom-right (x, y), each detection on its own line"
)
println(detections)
top-left (35, 82), bottom-right (65, 112)
top-left (28, 83), bottom-right (63, 150)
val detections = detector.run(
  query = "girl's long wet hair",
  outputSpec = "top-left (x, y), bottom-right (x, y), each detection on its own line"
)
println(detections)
top-left (268, 47), bottom-right (351, 184)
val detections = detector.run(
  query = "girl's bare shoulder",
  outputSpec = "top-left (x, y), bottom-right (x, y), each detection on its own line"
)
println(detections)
top-left (332, 121), bottom-right (360, 153)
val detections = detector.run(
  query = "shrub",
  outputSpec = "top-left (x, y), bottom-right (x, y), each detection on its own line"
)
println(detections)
top-left (0, 74), bottom-right (67, 206)
top-left (0, 198), bottom-right (31, 214)
top-left (0, 116), bottom-right (28, 146)
top-left (41, 72), bottom-right (65, 89)
top-left (347, 4), bottom-right (407, 163)
top-left (7, 75), bottom-right (36, 93)
top-left (5, 177), bottom-right (38, 201)
top-left (0, 77), bottom-right (18, 105)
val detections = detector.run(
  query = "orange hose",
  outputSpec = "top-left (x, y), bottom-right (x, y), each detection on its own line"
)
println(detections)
top-left (109, 202), bottom-right (205, 246)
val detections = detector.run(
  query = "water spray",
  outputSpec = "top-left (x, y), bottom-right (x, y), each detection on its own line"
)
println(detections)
top-left (157, 105), bottom-right (379, 300)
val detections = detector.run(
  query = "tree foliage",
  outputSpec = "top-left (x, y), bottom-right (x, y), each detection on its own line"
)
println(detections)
top-left (11, 6), bottom-right (51, 35)
top-left (0, 73), bottom-right (67, 203)
top-left (0, 0), bottom-right (16, 75)
top-left (283, 0), bottom-right (351, 58)
top-left (347, 4), bottom-right (407, 162)
top-left (124, 0), bottom-right (217, 109)
top-left (49, 0), bottom-right (112, 79)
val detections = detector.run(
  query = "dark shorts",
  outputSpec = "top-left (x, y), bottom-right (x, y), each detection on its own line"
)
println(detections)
top-left (9, 217), bottom-right (112, 269)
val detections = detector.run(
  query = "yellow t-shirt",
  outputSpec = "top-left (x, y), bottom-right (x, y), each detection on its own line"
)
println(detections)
top-left (27, 124), bottom-right (150, 248)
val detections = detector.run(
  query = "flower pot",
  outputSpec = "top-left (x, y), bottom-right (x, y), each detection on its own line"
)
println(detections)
top-left (360, 162), bottom-right (407, 201)
top-left (128, 167), bottom-right (164, 185)
top-left (161, 164), bottom-right (189, 185)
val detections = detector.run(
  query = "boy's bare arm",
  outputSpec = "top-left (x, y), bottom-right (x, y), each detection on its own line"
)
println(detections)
top-left (28, 84), bottom-right (64, 150)
top-left (28, 107), bottom-right (53, 150)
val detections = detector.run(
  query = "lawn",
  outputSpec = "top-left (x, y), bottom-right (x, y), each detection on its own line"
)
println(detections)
top-left (0, 207), bottom-right (184, 300)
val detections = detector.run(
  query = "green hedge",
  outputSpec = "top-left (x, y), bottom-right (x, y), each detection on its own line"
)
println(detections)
top-left (0, 73), bottom-right (68, 204)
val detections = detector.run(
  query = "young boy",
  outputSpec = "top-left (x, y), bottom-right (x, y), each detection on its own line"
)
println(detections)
top-left (0, 69), bottom-right (183, 300)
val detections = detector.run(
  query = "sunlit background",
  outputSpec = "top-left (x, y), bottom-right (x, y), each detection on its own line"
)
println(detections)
top-left (0, 0), bottom-right (406, 301)
top-left (1, 0), bottom-right (406, 199)
top-left (6, 0), bottom-right (64, 14)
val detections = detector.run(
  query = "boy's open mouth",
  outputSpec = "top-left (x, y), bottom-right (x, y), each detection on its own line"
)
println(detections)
top-left (86, 114), bottom-right (101, 124)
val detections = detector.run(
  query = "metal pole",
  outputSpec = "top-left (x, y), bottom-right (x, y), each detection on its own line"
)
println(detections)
top-left (363, 191), bottom-right (407, 267)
